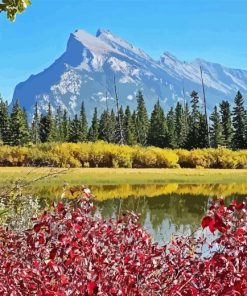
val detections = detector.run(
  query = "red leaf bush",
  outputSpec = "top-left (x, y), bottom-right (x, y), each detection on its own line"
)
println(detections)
top-left (0, 196), bottom-right (246, 295)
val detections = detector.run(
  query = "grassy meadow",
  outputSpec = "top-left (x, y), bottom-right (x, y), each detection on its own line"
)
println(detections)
top-left (1, 167), bottom-right (247, 186)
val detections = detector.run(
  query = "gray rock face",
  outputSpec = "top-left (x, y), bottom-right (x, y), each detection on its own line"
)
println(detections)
top-left (11, 28), bottom-right (247, 120)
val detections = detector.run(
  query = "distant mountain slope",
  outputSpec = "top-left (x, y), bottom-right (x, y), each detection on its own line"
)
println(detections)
top-left (11, 28), bottom-right (247, 120)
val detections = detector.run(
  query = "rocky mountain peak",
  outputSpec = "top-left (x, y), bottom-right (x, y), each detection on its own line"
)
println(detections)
top-left (11, 28), bottom-right (247, 123)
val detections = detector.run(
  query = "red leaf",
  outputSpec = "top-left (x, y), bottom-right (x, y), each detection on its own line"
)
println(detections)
top-left (169, 248), bottom-right (178, 254)
top-left (87, 281), bottom-right (96, 295)
top-left (58, 234), bottom-right (67, 243)
top-left (209, 219), bottom-right (216, 233)
top-left (235, 202), bottom-right (245, 210)
top-left (109, 287), bottom-right (117, 295)
top-left (60, 274), bottom-right (69, 286)
top-left (231, 200), bottom-right (245, 210)
top-left (236, 228), bottom-right (246, 236)
top-left (201, 216), bottom-right (213, 229)
top-left (214, 213), bottom-right (227, 233)
top-left (57, 202), bottom-right (65, 212)
top-left (124, 255), bottom-right (130, 264)
top-left (69, 249), bottom-right (76, 260)
top-left (138, 252), bottom-right (145, 263)
top-left (50, 248), bottom-right (58, 260)
top-left (64, 258), bottom-right (73, 266)
top-left (33, 223), bottom-right (42, 233)
top-left (38, 233), bottom-right (45, 245)
top-left (228, 204), bottom-right (235, 212)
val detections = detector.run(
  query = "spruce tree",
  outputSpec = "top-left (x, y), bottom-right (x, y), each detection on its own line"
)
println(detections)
top-left (186, 91), bottom-right (201, 149)
top-left (147, 100), bottom-right (168, 148)
top-left (54, 105), bottom-right (63, 142)
top-left (232, 91), bottom-right (246, 149)
top-left (123, 106), bottom-right (136, 146)
top-left (209, 106), bottom-right (224, 148)
top-left (135, 91), bottom-right (149, 146)
top-left (10, 100), bottom-right (30, 146)
top-left (132, 111), bottom-right (137, 131)
top-left (184, 102), bottom-right (190, 142)
top-left (62, 109), bottom-right (69, 142)
top-left (23, 108), bottom-right (31, 142)
top-left (109, 109), bottom-right (117, 143)
top-left (68, 115), bottom-right (81, 143)
top-left (174, 102), bottom-right (187, 148)
top-left (79, 102), bottom-right (88, 142)
top-left (197, 114), bottom-right (210, 148)
top-left (0, 98), bottom-right (11, 145)
top-left (39, 104), bottom-right (53, 143)
top-left (88, 108), bottom-right (99, 142)
top-left (47, 103), bottom-right (57, 142)
top-left (39, 115), bottom-right (49, 143)
top-left (219, 100), bottom-right (233, 148)
top-left (31, 102), bottom-right (40, 144)
top-left (99, 109), bottom-right (110, 142)
top-left (115, 106), bottom-right (125, 144)
top-left (166, 107), bottom-right (177, 148)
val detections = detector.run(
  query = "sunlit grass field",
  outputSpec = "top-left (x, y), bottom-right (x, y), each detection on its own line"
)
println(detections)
top-left (0, 167), bottom-right (247, 186)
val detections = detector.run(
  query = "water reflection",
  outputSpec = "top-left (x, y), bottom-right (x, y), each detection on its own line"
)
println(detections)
top-left (90, 183), bottom-right (247, 201)
top-left (94, 193), bottom-right (209, 243)
top-left (0, 183), bottom-right (246, 243)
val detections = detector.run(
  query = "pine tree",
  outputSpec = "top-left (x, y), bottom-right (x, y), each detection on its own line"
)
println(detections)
top-left (123, 106), bottom-right (136, 146)
top-left (79, 102), bottom-right (88, 142)
top-left (115, 106), bottom-right (125, 144)
top-left (174, 102), bottom-right (187, 148)
top-left (31, 102), bottom-right (40, 144)
top-left (0, 98), bottom-right (11, 145)
top-left (135, 91), bottom-right (149, 146)
top-left (10, 99), bottom-right (30, 146)
top-left (22, 108), bottom-right (31, 142)
top-left (132, 110), bottom-right (137, 131)
top-left (68, 114), bottom-right (81, 143)
top-left (197, 114), bottom-right (210, 148)
top-left (209, 106), bottom-right (224, 148)
top-left (54, 105), bottom-right (63, 142)
top-left (219, 100), bottom-right (233, 148)
top-left (88, 108), bottom-right (99, 142)
top-left (184, 102), bottom-right (190, 140)
top-left (47, 104), bottom-right (57, 142)
top-left (99, 109), bottom-right (110, 142)
top-left (166, 107), bottom-right (177, 148)
top-left (109, 109), bottom-right (117, 143)
top-left (39, 115), bottom-right (48, 143)
top-left (62, 109), bottom-right (69, 142)
top-left (232, 91), bottom-right (246, 149)
top-left (147, 100), bottom-right (168, 147)
top-left (186, 91), bottom-right (201, 149)
top-left (39, 103), bottom-right (53, 143)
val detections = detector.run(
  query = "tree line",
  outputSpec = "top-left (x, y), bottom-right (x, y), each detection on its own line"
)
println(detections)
top-left (0, 90), bottom-right (247, 149)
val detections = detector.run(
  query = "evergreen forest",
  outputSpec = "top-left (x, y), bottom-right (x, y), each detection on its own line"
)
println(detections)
top-left (1, 90), bottom-right (247, 150)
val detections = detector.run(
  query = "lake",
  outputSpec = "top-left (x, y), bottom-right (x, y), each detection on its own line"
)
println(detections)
top-left (1, 182), bottom-right (246, 244)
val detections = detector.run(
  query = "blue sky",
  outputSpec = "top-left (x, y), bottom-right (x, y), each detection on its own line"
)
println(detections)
top-left (1, 0), bottom-right (247, 102)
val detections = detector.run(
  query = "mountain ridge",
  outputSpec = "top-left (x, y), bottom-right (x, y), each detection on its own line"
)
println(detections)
top-left (11, 28), bottom-right (247, 120)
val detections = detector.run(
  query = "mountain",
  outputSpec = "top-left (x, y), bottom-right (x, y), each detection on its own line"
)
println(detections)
top-left (11, 28), bottom-right (247, 120)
